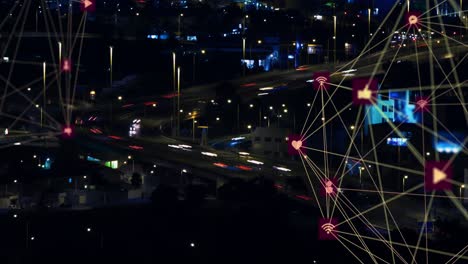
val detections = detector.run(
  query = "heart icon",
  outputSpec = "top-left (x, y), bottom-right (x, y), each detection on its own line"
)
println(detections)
top-left (291, 140), bottom-right (302, 150)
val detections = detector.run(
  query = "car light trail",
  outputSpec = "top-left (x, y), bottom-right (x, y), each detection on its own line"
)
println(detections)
top-left (201, 152), bottom-right (218, 157)
top-left (247, 160), bottom-right (264, 165)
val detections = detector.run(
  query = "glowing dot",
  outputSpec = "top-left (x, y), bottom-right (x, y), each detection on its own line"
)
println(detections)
top-left (408, 15), bottom-right (418, 25)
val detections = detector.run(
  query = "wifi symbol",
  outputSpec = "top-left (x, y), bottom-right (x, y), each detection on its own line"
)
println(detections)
top-left (316, 76), bottom-right (328, 85)
top-left (321, 223), bottom-right (336, 234)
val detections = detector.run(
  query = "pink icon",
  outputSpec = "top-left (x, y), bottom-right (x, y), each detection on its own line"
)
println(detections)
top-left (62, 126), bottom-right (74, 138)
top-left (62, 59), bottom-right (71, 72)
top-left (405, 12), bottom-right (421, 28)
top-left (424, 161), bottom-right (452, 191)
top-left (415, 96), bottom-right (429, 113)
top-left (320, 178), bottom-right (338, 197)
top-left (352, 78), bottom-right (378, 105)
top-left (318, 217), bottom-right (338, 240)
top-left (80, 0), bottom-right (96, 12)
top-left (287, 134), bottom-right (305, 156)
top-left (312, 72), bottom-right (330, 90)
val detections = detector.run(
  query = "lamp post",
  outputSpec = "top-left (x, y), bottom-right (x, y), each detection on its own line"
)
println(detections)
top-left (58, 42), bottom-right (62, 68)
top-left (359, 166), bottom-right (364, 187)
top-left (403, 175), bottom-right (408, 192)
top-left (242, 38), bottom-right (246, 76)
top-left (42, 62), bottom-right (46, 127)
top-left (177, 67), bottom-right (181, 136)
top-left (178, 13), bottom-right (183, 36)
top-left (460, 184), bottom-right (465, 200)
top-left (333, 15), bottom-right (336, 66)
top-left (109, 46), bottom-right (113, 89)
top-left (192, 118), bottom-right (197, 142)
top-left (128, 155), bottom-right (134, 173)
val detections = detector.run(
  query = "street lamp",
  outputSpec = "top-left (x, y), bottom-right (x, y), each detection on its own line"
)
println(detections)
top-left (403, 175), bottom-right (408, 191)
top-left (117, 96), bottom-right (123, 101)
top-left (177, 66), bottom-right (181, 136)
top-left (109, 46), bottom-right (113, 89)
top-left (178, 13), bottom-right (184, 36)
top-left (350, 125), bottom-right (355, 130)
top-left (333, 15), bottom-right (337, 65)
top-left (42, 62), bottom-right (46, 127)
top-left (128, 155), bottom-right (134, 173)
top-left (242, 37), bottom-right (246, 76)
top-left (460, 184), bottom-right (465, 200)
top-left (359, 167), bottom-right (364, 187)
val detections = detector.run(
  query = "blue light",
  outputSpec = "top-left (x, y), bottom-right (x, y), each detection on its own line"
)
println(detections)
top-left (386, 137), bottom-right (408, 147)
top-left (68, 178), bottom-right (72, 183)
top-left (288, 55), bottom-right (294, 59)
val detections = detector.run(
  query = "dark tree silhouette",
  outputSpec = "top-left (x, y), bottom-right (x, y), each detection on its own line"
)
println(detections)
top-left (131, 172), bottom-right (142, 188)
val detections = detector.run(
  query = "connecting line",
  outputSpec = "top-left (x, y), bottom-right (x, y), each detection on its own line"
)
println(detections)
top-left (301, 102), bottom-right (353, 142)
top-left (3, 73), bottom-right (62, 130)
top-left (429, 11), bottom-right (468, 127)
top-left (1, 71), bottom-right (57, 99)
top-left (0, 112), bottom-right (58, 131)
top-left (417, 25), bottom-right (468, 126)
top-left (334, 234), bottom-right (366, 264)
top-left (425, 111), bottom-right (468, 155)
top-left (421, 21), bottom-right (468, 30)
top-left (332, 193), bottom-right (411, 263)
top-left (319, 89), bottom-right (330, 217)
top-left (372, 104), bottom-right (425, 165)
top-left (0, 133), bottom-right (62, 150)
top-left (337, 233), bottom-right (393, 264)
top-left (379, 27), bottom-right (412, 87)
top-left (0, 1), bottom-right (31, 114)
top-left (40, 1), bottom-right (68, 123)
top-left (300, 88), bottom-right (320, 136)
top-left (378, 83), bottom-right (468, 93)
top-left (445, 244), bottom-right (468, 264)
top-left (444, 189), bottom-right (468, 220)
top-left (340, 188), bottom-right (468, 200)
top-left (302, 146), bottom-right (424, 177)
top-left (0, 1), bottom-right (19, 31)
top-left (336, 230), bottom-right (468, 261)
top-left (334, 184), bottom-right (424, 228)
top-left (69, 12), bottom-right (88, 126)
top-left (417, 0), bottom-right (451, 19)
top-left (301, 86), bottom-right (349, 141)
top-left (410, 193), bottom-right (435, 264)
top-left (327, 82), bottom-right (352, 91)
top-left (0, 73), bottom-right (62, 129)
top-left (330, 200), bottom-right (382, 264)
top-left (366, 2), bottom-right (408, 94)
top-left (334, 184), bottom-right (412, 259)
top-left (368, 117), bottom-right (397, 264)
top-left (298, 153), bottom-right (325, 218)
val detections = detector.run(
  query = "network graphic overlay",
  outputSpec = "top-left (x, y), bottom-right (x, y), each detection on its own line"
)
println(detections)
top-left (296, 1), bottom-right (468, 262)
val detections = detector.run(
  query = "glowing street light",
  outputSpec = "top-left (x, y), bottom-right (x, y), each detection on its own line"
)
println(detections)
top-left (350, 125), bottom-right (355, 130)
top-left (118, 96), bottom-right (123, 101)
top-left (403, 175), bottom-right (408, 191)
top-left (359, 167), bottom-right (365, 187)
top-left (460, 184), bottom-right (465, 200)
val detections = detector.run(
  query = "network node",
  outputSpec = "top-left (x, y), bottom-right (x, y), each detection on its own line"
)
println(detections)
top-left (312, 71), bottom-right (331, 91)
top-left (287, 134), bottom-right (305, 156)
top-left (415, 96), bottom-right (429, 113)
top-left (352, 78), bottom-right (378, 105)
top-left (318, 217), bottom-right (338, 240)
top-left (424, 161), bottom-right (452, 191)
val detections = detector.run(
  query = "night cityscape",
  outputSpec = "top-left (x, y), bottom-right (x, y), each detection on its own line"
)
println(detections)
top-left (0, 0), bottom-right (467, 262)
